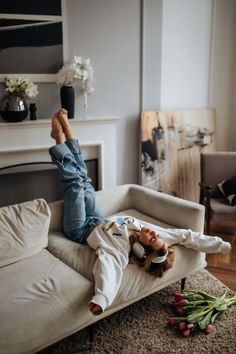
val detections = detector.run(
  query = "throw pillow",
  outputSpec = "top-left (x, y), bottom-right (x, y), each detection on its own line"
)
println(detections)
top-left (0, 199), bottom-right (51, 267)
top-left (218, 175), bottom-right (236, 206)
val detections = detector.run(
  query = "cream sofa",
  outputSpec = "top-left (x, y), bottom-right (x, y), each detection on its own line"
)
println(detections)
top-left (0, 184), bottom-right (206, 354)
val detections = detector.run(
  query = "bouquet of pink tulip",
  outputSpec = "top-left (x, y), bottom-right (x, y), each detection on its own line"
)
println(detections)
top-left (168, 289), bottom-right (236, 337)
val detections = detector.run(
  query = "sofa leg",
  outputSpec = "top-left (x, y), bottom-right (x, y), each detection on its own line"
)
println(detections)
top-left (181, 277), bottom-right (186, 291)
top-left (88, 325), bottom-right (95, 349)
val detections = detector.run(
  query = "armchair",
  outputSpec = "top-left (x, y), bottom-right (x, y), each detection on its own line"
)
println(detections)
top-left (199, 152), bottom-right (236, 234)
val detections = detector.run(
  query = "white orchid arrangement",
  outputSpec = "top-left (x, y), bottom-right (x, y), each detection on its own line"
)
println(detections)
top-left (4, 76), bottom-right (38, 99)
top-left (56, 55), bottom-right (94, 107)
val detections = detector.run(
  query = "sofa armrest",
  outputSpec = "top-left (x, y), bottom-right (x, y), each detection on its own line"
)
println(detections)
top-left (128, 185), bottom-right (205, 232)
top-left (96, 184), bottom-right (205, 233)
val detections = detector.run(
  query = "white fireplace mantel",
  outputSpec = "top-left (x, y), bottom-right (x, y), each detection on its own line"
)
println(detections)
top-left (0, 117), bottom-right (119, 190)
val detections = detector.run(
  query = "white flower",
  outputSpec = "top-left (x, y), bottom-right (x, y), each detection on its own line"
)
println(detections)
top-left (4, 75), bottom-right (38, 99)
top-left (56, 55), bottom-right (94, 96)
top-left (25, 81), bottom-right (39, 98)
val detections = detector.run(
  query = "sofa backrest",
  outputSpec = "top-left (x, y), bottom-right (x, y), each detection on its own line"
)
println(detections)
top-left (48, 185), bottom-right (132, 232)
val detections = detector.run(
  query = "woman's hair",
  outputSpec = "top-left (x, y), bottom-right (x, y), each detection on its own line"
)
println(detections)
top-left (129, 234), bottom-right (175, 277)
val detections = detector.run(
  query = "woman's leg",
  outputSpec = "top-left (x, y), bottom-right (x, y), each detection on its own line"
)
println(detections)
top-left (58, 109), bottom-right (104, 221)
top-left (50, 113), bottom-right (90, 243)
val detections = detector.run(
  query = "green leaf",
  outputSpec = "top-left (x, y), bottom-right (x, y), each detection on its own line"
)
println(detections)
top-left (186, 306), bottom-right (210, 314)
top-left (198, 310), bottom-right (213, 329)
top-left (226, 297), bottom-right (236, 306)
top-left (210, 311), bottom-right (222, 324)
top-left (215, 303), bottom-right (228, 311)
top-left (189, 300), bottom-right (208, 305)
top-left (183, 290), bottom-right (204, 299)
top-left (187, 311), bottom-right (205, 323)
top-left (187, 307), bottom-right (213, 324)
top-left (187, 314), bottom-right (203, 324)
top-left (193, 290), bottom-right (218, 301)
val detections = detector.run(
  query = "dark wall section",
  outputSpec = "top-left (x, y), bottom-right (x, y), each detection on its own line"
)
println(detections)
top-left (0, 21), bottom-right (63, 49)
top-left (0, 0), bottom-right (62, 16)
top-left (0, 160), bottom-right (98, 207)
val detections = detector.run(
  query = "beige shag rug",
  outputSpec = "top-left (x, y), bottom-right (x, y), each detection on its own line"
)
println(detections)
top-left (39, 269), bottom-right (236, 354)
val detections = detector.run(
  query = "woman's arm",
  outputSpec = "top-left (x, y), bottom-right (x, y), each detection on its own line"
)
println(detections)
top-left (89, 248), bottom-right (124, 314)
top-left (161, 228), bottom-right (231, 254)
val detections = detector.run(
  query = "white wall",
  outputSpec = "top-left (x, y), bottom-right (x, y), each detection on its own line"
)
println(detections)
top-left (66, 0), bottom-right (141, 185)
top-left (160, 0), bottom-right (212, 109)
top-left (208, 0), bottom-right (236, 150)
top-left (142, 0), bottom-right (162, 110)
top-left (160, 0), bottom-right (236, 152)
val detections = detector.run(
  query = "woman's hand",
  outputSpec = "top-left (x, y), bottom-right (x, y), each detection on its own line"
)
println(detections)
top-left (88, 302), bottom-right (103, 315)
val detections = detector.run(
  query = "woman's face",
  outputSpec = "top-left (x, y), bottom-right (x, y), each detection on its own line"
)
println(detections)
top-left (139, 227), bottom-right (165, 251)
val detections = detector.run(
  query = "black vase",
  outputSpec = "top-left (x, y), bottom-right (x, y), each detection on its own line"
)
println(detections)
top-left (60, 86), bottom-right (74, 119)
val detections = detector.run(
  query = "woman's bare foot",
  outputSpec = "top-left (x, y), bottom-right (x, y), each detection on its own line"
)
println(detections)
top-left (51, 112), bottom-right (65, 144)
top-left (57, 108), bottom-right (74, 140)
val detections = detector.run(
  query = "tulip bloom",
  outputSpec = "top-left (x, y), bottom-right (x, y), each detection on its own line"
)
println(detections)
top-left (178, 322), bottom-right (187, 331)
top-left (174, 292), bottom-right (184, 302)
top-left (203, 324), bottom-right (214, 334)
top-left (186, 323), bottom-right (195, 330)
top-left (168, 317), bottom-right (177, 325)
top-left (182, 329), bottom-right (190, 337)
top-left (176, 307), bottom-right (185, 315)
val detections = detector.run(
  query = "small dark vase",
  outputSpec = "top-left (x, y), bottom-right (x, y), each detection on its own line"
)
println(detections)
top-left (60, 86), bottom-right (75, 119)
top-left (0, 92), bottom-right (28, 122)
top-left (29, 103), bottom-right (37, 120)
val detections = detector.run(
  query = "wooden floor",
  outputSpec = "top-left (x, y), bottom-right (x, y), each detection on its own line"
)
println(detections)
top-left (206, 222), bottom-right (236, 291)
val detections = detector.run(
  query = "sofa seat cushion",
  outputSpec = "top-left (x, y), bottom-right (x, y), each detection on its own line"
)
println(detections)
top-left (0, 249), bottom-right (94, 354)
top-left (48, 209), bottom-right (206, 309)
top-left (0, 199), bottom-right (51, 267)
top-left (48, 231), bottom-right (97, 282)
top-left (210, 198), bottom-right (236, 221)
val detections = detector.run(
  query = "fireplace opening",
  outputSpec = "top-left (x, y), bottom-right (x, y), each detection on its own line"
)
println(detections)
top-left (0, 159), bottom-right (98, 207)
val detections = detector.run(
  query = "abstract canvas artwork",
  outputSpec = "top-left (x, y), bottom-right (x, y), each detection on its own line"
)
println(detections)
top-left (0, 0), bottom-right (63, 75)
top-left (141, 109), bottom-right (216, 202)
